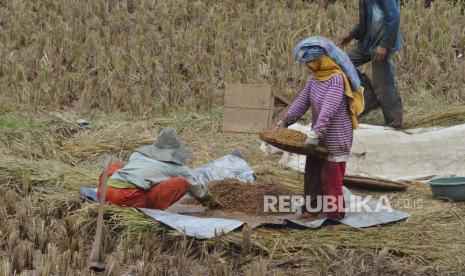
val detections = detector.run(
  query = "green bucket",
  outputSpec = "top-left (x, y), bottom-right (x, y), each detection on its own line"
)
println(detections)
top-left (427, 177), bottom-right (465, 202)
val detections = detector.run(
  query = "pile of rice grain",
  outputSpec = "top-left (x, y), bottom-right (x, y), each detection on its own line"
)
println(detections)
top-left (208, 179), bottom-right (296, 216)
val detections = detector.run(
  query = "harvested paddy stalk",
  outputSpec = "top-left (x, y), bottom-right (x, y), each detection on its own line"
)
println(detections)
top-left (404, 106), bottom-right (465, 128)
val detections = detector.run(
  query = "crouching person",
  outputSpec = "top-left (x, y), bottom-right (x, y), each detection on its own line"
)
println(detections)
top-left (277, 37), bottom-right (364, 220)
top-left (97, 127), bottom-right (223, 210)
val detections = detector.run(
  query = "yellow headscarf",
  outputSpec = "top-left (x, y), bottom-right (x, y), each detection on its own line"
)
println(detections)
top-left (307, 56), bottom-right (364, 129)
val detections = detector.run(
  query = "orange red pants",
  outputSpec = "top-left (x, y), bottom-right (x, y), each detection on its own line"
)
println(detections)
top-left (304, 157), bottom-right (346, 220)
top-left (97, 163), bottom-right (189, 210)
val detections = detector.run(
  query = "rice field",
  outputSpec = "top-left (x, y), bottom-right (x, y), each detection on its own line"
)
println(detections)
top-left (0, 0), bottom-right (464, 116)
top-left (0, 110), bottom-right (465, 275)
top-left (1, 0), bottom-right (465, 274)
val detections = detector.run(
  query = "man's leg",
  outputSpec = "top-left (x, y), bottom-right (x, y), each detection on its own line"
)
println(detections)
top-left (372, 54), bottom-right (403, 128)
top-left (346, 46), bottom-right (380, 115)
top-left (357, 69), bottom-right (381, 115)
top-left (146, 177), bottom-right (190, 210)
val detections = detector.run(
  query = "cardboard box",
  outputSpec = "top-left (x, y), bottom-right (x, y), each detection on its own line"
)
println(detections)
top-left (222, 83), bottom-right (290, 133)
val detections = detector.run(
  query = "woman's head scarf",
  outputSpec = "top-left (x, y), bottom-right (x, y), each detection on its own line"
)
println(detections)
top-left (293, 36), bottom-right (361, 93)
top-left (293, 36), bottom-right (365, 129)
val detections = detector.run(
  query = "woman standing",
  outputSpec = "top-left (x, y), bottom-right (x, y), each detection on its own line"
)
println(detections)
top-left (277, 37), bottom-right (364, 220)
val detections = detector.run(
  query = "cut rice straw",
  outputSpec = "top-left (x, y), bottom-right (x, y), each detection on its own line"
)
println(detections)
top-left (404, 105), bottom-right (465, 128)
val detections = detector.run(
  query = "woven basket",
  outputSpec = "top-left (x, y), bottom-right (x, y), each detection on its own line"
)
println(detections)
top-left (259, 132), bottom-right (328, 158)
top-left (343, 175), bottom-right (408, 191)
top-left (264, 139), bottom-right (328, 158)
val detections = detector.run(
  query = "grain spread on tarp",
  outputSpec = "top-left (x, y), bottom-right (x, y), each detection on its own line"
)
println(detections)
top-left (181, 179), bottom-right (295, 216)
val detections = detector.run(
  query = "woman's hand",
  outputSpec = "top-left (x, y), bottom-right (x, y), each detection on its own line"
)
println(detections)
top-left (208, 198), bottom-right (224, 209)
top-left (274, 120), bottom-right (288, 130)
top-left (304, 131), bottom-right (319, 148)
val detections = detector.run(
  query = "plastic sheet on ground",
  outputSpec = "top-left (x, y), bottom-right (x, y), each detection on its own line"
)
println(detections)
top-left (286, 187), bottom-right (409, 228)
top-left (138, 208), bottom-right (244, 239)
top-left (183, 186), bottom-right (409, 229)
top-left (81, 173), bottom-right (409, 239)
top-left (261, 123), bottom-right (465, 181)
top-left (80, 186), bottom-right (244, 239)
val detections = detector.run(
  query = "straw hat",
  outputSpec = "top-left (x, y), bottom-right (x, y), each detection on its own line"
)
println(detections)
top-left (136, 127), bottom-right (195, 165)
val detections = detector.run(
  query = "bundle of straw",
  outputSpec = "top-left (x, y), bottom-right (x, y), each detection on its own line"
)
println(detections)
top-left (404, 105), bottom-right (465, 128)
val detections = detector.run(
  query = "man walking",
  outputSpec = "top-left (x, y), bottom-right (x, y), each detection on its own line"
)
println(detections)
top-left (339, 0), bottom-right (403, 128)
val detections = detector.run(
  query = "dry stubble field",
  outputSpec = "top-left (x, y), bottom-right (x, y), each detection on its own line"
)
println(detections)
top-left (1, 0), bottom-right (465, 275)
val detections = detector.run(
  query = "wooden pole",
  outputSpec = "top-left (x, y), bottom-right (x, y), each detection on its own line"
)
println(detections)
top-left (89, 156), bottom-right (112, 272)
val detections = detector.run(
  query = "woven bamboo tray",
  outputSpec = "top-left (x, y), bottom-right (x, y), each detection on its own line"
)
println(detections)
top-left (259, 130), bottom-right (328, 158)
top-left (343, 175), bottom-right (408, 191)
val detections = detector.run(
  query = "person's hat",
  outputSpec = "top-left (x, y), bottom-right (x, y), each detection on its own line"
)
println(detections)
top-left (136, 127), bottom-right (195, 165)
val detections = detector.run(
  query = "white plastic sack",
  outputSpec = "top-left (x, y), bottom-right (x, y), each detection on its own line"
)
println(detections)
top-left (191, 150), bottom-right (255, 184)
top-left (261, 123), bottom-right (465, 180)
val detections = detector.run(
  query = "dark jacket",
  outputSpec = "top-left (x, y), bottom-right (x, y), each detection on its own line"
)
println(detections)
top-left (350, 0), bottom-right (401, 50)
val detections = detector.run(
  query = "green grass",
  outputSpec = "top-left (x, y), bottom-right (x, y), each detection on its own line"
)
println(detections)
top-left (0, 113), bottom-right (35, 130)
top-left (0, 118), bottom-right (29, 129)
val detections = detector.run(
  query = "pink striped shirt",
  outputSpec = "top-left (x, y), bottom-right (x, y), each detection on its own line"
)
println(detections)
top-left (283, 74), bottom-right (353, 159)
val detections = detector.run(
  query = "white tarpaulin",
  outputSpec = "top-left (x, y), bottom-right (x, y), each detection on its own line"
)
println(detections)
top-left (81, 186), bottom-right (409, 239)
top-left (139, 208), bottom-right (244, 239)
top-left (287, 187), bottom-right (409, 228)
top-left (261, 123), bottom-right (465, 180)
top-left (81, 149), bottom-right (410, 239)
